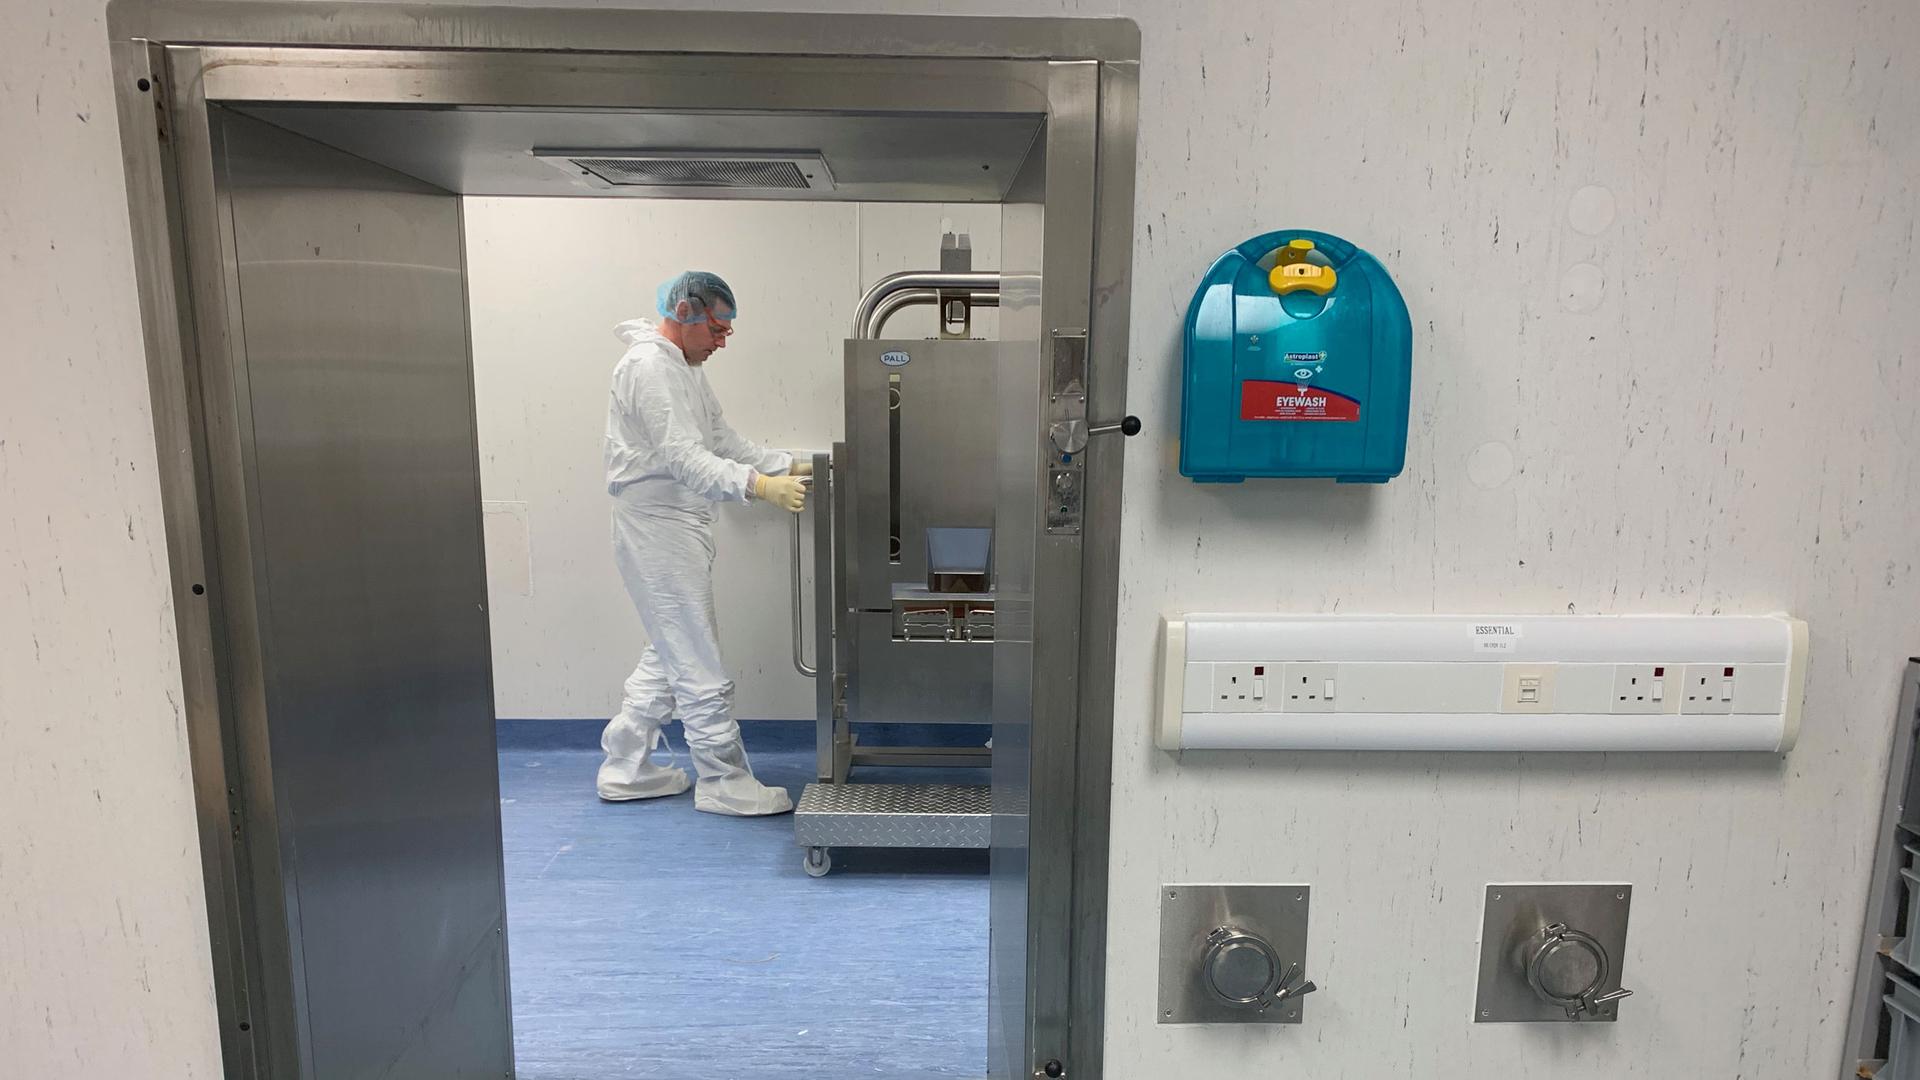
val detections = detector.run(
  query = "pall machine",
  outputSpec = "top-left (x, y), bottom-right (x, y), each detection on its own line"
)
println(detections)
top-left (790, 235), bottom-right (1001, 877)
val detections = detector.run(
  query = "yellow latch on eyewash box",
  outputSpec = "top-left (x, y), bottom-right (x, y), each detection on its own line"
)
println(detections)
top-left (1268, 238), bottom-right (1338, 296)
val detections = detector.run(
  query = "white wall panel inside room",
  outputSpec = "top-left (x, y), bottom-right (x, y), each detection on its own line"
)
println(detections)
top-left (463, 198), bottom-right (998, 720)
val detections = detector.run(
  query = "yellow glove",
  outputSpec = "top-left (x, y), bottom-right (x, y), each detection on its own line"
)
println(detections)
top-left (790, 459), bottom-right (814, 477)
top-left (753, 473), bottom-right (808, 512)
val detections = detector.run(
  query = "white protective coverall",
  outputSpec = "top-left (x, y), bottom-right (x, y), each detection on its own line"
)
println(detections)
top-left (598, 317), bottom-right (795, 815)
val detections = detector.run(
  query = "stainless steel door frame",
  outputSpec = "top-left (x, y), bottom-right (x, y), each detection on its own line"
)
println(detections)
top-left (109, 11), bottom-right (1138, 1079)
top-left (111, 38), bottom-right (263, 1078)
top-left (990, 59), bottom-right (1124, 1080)
top-left (180, 46), bottom-right (1057, 118)
top-left (107, 1), bottom-right (1139, 62)
top-left (1068, 58), bottom-right (1140, 1078)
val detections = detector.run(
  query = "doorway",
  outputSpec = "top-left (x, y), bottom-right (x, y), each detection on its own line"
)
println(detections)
top-left (470, 194), bottom-right (1005, 1078)
top-left (110, 8), bottom-right (1137, 1079)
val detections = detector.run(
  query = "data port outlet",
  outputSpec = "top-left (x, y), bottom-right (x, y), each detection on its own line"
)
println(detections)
top-left (1282, 663), bottom-right (1336, 713)
top-left (1501, 664), bottom-right (1556, 714)
top-left (1212, 663), bottom-right (1261, 712)
top-left (1610, 664), bottom-right (1673, 714)
top-left (1680, 664), bottom-right (1736, 714)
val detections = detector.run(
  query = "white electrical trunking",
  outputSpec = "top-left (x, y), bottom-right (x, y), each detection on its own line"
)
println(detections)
top-left (1157, 614), bottom-right (1808, 753)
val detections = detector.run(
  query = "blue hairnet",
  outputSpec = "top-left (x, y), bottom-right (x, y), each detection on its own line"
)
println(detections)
top-left (656, 271), bottom-right (738, 324)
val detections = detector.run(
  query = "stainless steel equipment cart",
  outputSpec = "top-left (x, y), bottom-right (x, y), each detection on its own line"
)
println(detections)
top-left (791, 238), bottom-right (999, 876)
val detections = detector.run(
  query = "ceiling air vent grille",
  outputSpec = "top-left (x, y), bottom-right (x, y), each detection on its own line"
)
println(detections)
top-left (533, 150), bottom-right (834, 192)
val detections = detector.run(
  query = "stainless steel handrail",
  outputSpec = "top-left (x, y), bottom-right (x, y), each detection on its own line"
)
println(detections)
top-left (864, 289), bottom-right (1000, 340)
top-left (852, 270), bottom-right (1001, 339)
top-left (791, 482), bottom-right (816, 678)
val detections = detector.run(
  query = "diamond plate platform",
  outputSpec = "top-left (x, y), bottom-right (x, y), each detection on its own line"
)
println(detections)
top-left (794, 782), bottom-right (991, 849)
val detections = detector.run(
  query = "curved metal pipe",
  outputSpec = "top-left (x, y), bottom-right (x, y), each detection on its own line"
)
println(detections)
top-left (852, 270), bottom-right (1001, 339)
top-left (864, 289), bottom-right (1000, 340)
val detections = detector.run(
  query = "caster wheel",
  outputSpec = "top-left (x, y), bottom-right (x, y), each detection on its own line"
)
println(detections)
top-left (803, 847), bottom-right (832, 878)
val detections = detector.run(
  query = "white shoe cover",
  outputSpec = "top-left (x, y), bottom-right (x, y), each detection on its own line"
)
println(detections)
top-left (693, 776), bottom-right (794, 816)
top-left (597, 759), bottom-right (692, 802)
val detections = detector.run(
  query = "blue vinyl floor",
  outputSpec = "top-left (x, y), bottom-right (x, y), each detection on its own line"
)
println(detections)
top-left (497, 720), bottom-right (989, 1080)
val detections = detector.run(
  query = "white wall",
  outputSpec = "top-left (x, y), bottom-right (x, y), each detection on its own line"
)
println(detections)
top-left (464, 198), bottom-right (999, 720)
top-left (1104, 2), bottom-right (1920, 1077)
top-left (7, 1), bottom-right (1917, 1079)
top-left (0, 4), bottom-right (223, 1077)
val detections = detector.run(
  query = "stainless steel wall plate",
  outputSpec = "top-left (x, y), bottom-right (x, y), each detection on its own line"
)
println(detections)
top-left (1475, 883), bottom-right (1634, 1023)
top-left (1158, 884), bottom-right (1313, 1024)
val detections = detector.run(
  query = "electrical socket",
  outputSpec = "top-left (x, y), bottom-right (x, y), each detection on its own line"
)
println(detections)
top-left (1679, 664), bottom-right (1736, 714)
top-left (1282, 663), bottom-right (1336, 713)
top-left (1610, 664), bottom-right (1673, 714)
top-left (1500, 664), bottom-right (1556, 713)
top-left (1211, 663), bottom-right (1261, 712)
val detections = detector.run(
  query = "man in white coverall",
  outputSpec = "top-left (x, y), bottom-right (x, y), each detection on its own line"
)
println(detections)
top-left (597, 271), bottom-right (810, 816)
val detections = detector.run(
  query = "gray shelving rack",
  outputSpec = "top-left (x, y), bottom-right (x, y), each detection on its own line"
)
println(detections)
top-left (1845, 660), bottom-right (1920, 1079)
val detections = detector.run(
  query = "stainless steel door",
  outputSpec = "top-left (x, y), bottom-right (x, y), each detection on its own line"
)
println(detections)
top-left (205, 107), bottom-right (510, 1079)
